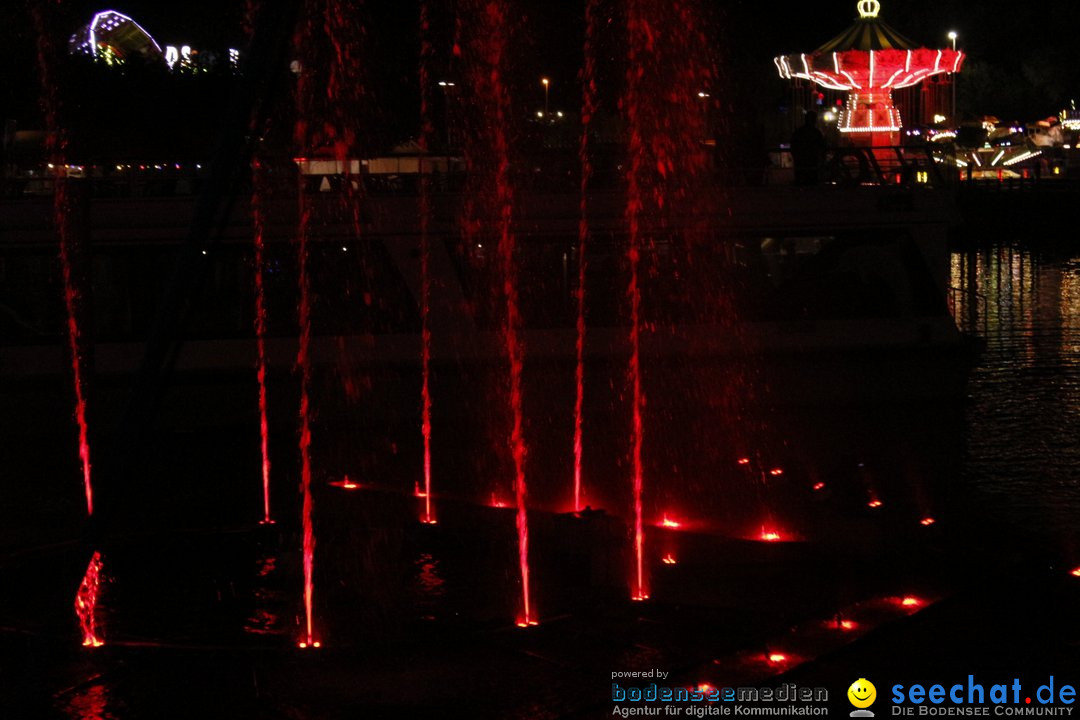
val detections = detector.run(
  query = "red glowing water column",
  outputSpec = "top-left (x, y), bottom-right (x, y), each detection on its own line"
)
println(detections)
top-left (32, 3), bottom-right (104, 648)
top-left (418, 1), bottom-right (436, 525)
top-left (493, 12), bottom-right (535, 630)
top-left (296, 190), bottom-right (317, 648)
top-left (252, 162), bottom-right (274, 525)
top-left (75, 552), bottom-right (104, 647)
top-left (246, 1), bottom-right (274, 526)
top-left (293, 6), bottom-right (318, 649)
top-left (622, 0), bottom-right (711, 601)
top-left (462, 0), bottom-right (535, 626)
top-left (573, 0), bottom-right (601, 515)
top-left (624, 0), bottom-right (650, 603)
top-left (33, 10), bottom-right (94, 519)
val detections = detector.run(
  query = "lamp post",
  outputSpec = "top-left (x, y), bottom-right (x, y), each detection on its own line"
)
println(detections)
top-left (541, 77), bottom-right (550, 116)
top-left (948, 32), bottom-right (958, 126)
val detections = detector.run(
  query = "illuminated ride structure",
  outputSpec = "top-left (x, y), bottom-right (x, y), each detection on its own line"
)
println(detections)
top-left (775, 0), bottom-right (964, 148)
top-left (69, 10), bottom-right (165, 65)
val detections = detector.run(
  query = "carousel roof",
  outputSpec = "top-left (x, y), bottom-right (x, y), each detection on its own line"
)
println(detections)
top-left (815, 9), bottom-right (917, 53)
top-left (773, 1), bottom-right (963, 92)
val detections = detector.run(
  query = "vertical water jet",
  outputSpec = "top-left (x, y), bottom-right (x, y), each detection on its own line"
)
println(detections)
top-left (419, 0), bottom-right (436, 525)
top-left (573, 0), bottom-right (601, 514)
top-left (32, 2), bottom-right (104, 646)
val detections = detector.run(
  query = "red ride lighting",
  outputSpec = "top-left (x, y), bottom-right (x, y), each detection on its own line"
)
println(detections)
top-left (774, 0), bottom-right (965, 147)
top-left (767, 653), bottom-right (787, 665)
top-left (769, 468), bottom-right (784, 477)
top-left (812, 482), bottom-right (826, 491)
top-left (660, 515), bottom-right (682, 529)
top-left (1070, 567), bottom-right (1080, 578)
top-left (868, 499), bottom-right (883, 508)
top-left (738, 457), bottom-right (751, 465)
top-left (900, 596), bottom-right (921, 608)
top-left (662, 554), bottom-right (677, 565)
top-left (920, 517), bottom-right (936, 526)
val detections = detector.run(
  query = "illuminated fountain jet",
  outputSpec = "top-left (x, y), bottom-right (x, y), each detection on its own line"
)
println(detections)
top-left (774, 0), bottom-right (964, 148)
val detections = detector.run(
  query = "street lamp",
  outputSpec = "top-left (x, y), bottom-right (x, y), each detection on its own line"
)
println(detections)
top-left (947, 32), bottom-right (958, 125)
top-left (541, 77), bottom-right (550, 116)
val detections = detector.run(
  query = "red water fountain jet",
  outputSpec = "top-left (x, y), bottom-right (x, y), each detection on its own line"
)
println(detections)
top-left (33, 3), bottom-right (104, 648)
top-left (572, 0), bottom-right (601, 515)
top-left (252, 160), bottom-right (274, 525)
top-left (624, 0), bottom-right (649, 605)
top-left (244, 1), bottom-right (274, 526)
top-left (418, 0), bottom-right (435, 526)
top-left (292, 8), bottom-right (319, 648)
top-left (75, 552), bottom-right (104, 647)
top-left (463, 0), bottom-right (535, 627)
top-left (621, 0), bottom-right (711, 603)
top-left (296, 191), bottom-right (317, 648)
top-left (33, 10), bottom-right (93, 519)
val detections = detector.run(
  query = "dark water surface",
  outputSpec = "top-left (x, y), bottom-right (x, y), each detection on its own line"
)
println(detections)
top-left (953, 245), bottom-right (1080, 539)
top-left (4, 242), bottom-right (1080, 718)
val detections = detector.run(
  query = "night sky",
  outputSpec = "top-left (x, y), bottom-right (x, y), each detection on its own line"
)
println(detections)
top-left (5, 1), bottom-right (1080, 138)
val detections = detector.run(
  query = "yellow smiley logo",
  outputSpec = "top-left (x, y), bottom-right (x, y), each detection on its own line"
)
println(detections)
top-left (848, 679), bottom-right (877, 709)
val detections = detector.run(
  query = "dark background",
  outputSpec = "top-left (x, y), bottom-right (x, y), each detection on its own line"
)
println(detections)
top-left (5, 0), bottom-right (1080, 151)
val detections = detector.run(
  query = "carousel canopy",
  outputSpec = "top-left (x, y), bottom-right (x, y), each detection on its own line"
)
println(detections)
top-left (815, 0), bottom-right (917, 52)
top-left (774, 0), bottom-right (963, 93)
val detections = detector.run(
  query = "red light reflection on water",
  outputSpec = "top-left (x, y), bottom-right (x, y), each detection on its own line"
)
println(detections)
top-left (63, 682), bottom-right (109, 720)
